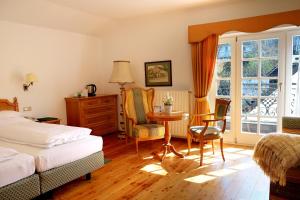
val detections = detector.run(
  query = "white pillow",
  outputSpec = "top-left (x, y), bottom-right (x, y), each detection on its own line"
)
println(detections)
top-left (0, 111), bottom-right (23, 118)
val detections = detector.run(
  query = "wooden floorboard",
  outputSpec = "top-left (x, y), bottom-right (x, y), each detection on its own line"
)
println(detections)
top-left (53, 133), bottom-right (270, 200)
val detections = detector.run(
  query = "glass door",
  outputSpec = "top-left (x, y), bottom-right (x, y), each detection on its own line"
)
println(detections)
top-left (214, 37), bottom-right (236, 143)
top-left (286, 30), bottom-right (300, 116)
top-left (236, 33), bottom-right (284, 145)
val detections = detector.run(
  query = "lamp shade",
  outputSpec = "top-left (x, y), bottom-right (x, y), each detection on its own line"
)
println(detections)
top-left (25, 73), bottom-right (38, 83)
top-left (109, 61), bottom-right (134, 83)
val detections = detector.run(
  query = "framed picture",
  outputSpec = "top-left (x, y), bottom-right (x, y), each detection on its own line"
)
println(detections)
top-left (144, 60), bottom-right (172, 87)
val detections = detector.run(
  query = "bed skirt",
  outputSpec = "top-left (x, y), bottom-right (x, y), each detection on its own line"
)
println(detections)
top-left (0, 174), bottom-right (40, 200)
top-left (39, 150), bottom-right (104, 193)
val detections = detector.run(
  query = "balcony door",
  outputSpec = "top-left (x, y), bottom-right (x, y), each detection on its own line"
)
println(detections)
top-left (235, 33), bottom-right (285, 145)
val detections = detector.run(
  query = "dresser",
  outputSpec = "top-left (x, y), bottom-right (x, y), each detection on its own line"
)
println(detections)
top-left (65, 95), bottom-right (118, 136)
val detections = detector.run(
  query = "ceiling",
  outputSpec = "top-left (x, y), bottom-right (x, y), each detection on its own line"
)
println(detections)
top-left (0, 0), bottom-right (293, 37)
top-left (48, 0), bottom-right (243, 20)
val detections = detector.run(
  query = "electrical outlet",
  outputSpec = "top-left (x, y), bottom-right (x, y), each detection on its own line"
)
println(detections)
top-left (23, 106), bottom-right (32, 112)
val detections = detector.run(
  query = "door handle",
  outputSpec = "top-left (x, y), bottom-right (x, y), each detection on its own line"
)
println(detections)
top-left (279, 82), bottom-right (283, 92)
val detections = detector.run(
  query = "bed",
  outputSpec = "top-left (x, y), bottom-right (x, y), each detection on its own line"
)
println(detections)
top-left (0, 97), bottom-right (105, 196)
top-left (0, 147), bottom-right (40, 200)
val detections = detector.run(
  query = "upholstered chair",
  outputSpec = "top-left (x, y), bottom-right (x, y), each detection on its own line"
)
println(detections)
top-left (123, 88), bottom-right (165, 154)
top-left (187, 98), bottom-right (231, 166)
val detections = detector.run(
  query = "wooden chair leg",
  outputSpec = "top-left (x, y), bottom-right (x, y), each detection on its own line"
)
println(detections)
top-left (199, 139), bottom-right (204, 166)
top-left (212, 140), bottom-right (215, 155)
top-left (220, 138), bottom-right (225, 162)
top-left (187, 133), bottom-right (192, 155)
top-left (135, 139), bottom-right (139, 154)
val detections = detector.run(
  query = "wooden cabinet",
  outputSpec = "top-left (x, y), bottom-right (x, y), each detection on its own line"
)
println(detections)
top-left (65, 95), bottom-right (118, 136)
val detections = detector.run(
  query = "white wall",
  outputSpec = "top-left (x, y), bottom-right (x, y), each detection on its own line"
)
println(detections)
top-left (101, 0), bottom-right (300, 106)
top-left (1, 0), bottom-right (300, 125)
top-left (0, 21), bottom-right (102, 123)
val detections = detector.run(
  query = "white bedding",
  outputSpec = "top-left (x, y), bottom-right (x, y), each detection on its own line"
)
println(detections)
top-left (0, 116), bottom-right (91, 148)
top-left (0, 147), bottom-right (35, 187)
top-left (0, 135), bottom-right (103, 172)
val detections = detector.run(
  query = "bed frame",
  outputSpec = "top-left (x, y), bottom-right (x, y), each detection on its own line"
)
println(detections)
top-left (0, 174), bottom-right (40, 200)
top-left (0, 97), bottom-right (105, 199)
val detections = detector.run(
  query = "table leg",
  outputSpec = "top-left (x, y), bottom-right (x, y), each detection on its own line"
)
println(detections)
top-left (154, 121), bottom-right (184, 161)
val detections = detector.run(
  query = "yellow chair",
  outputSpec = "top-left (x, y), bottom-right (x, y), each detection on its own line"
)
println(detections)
top-left (123, 88), bottom-right (165, 153)
top-left (187, 98), bottom-right (231, 166)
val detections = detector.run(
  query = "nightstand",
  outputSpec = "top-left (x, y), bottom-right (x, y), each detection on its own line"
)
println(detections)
top-left (37, 117), bottom-right (61, 124)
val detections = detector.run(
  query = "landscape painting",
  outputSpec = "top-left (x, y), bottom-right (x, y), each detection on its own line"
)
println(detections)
top-left (144, 60), bottom-right (172, 86)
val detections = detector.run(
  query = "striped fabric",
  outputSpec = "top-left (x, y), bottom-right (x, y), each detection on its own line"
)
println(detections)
top-left (124, 88), bottom-right (153, 125)
top-left (133, 124), bottom-right (165, 139)
top-left (124, 88), bottom-right (165, 139)
top-left (132, 88), bottom-right (147, 124)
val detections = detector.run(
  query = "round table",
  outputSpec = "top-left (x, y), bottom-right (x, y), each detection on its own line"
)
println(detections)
top-left (147, 111), bottom-right (185, 161)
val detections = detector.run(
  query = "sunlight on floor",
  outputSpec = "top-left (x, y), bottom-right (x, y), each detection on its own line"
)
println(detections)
top-left (230, 162), bottom-right (254, 170)
top-left (184, 155), bottom-right (199, 160)
top-left (223, 147), bottom-right (244, 153)
top-left (238, 149), bottom-right (254, 155)
top-left (180, 146), bottom-right (211, 153)
top-left (143, 155), bottom-right (154, 160)
top-left (140, 163), bottom-right (168, 175)
top-left (184, 174), bottom-right (216, 184)
top-left (225, 153), bottom-right (246, 160)
top-left (207, 168), bottom-right (236, 177)
top-left (140, 146), bottom-right (255, 182)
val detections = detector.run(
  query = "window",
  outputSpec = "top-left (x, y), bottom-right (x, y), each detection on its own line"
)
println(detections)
top-left (215, 43), bottom-right (232, 131)
top-left (286, 33), bottom-right (300, 116)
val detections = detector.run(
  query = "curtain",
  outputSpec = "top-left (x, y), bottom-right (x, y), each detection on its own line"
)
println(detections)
top-left (191, 34), bottom-right (219, 123)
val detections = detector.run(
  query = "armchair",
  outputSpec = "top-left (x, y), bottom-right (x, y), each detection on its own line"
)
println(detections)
top-left (187, 98), bottom-right (231, 166)
top-left (123, 88), bottom-right (165, 154)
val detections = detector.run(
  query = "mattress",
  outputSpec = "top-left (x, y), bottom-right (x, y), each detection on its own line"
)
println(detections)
top-left (0, 153), bottom-right (35, 187)
top-left (0, 135), bottom-right (103, 172)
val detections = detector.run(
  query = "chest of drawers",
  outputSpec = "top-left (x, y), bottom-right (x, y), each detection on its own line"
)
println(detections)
top-left (65, 95), bottom-right (118, 136)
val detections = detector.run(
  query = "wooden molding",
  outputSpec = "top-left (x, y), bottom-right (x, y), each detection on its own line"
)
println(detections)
top-left (188, 9), bottom-right (300, 43)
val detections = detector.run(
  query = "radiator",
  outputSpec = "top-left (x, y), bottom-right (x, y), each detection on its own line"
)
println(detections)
top-left (153, 90), bottom-right (192, 138)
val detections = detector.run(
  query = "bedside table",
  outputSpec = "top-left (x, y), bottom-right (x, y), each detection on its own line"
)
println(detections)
top-left (37, 117), bottom-right (61, 124)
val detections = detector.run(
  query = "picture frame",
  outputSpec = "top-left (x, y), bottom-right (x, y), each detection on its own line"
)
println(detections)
top-left (144, 60), bottom-right (172, 87)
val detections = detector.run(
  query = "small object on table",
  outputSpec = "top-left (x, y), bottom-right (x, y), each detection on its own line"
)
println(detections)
top-left (147, 111), bottom-right (185, 161)
top-left (37, 117), bottom-right (61, 124)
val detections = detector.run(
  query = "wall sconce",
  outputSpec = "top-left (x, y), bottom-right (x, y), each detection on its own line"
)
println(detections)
top-left (23, 73), bottom-right (38, 91)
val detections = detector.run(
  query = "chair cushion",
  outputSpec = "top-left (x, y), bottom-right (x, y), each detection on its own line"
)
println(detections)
top-left (189, 126), bottom-right (222, 139)
top-left (133, 124), bottom-right (165, 139)
top-left (215, 103), bottom-right (227, 119)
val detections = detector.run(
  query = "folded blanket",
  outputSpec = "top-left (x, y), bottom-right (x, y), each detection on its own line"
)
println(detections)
top-left (0, 117), bottom-right (91, 148)
top-left (0, 146), bottom-right (19, 162)
top-left (253, 133), bottom-right (300, 186)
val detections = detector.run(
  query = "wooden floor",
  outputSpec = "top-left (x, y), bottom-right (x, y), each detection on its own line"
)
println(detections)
top-left (53, 133), bottom-right (269, 200)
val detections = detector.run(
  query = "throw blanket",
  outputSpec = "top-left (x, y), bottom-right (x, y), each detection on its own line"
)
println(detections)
top-left (0, 117), bottom-right (91, 148)
top-left (0, 146), bottom-right (18, 162)
top-left (253, 133), bottom-right (300, 186)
